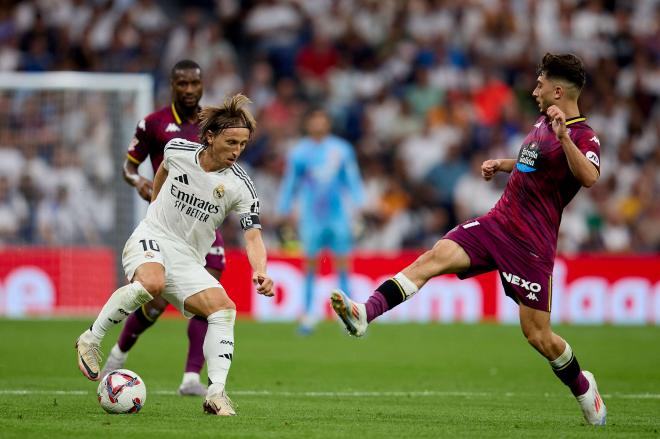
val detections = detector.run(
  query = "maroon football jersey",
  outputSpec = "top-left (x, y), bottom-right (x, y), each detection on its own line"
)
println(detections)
top-left (126, 103), bottom-right (201, 173)
top-left (489, 116), bottom-right (601, 265)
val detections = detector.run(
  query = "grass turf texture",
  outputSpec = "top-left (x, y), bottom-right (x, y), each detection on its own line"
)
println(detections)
top-left (0, 319), bottom-right (658, 438)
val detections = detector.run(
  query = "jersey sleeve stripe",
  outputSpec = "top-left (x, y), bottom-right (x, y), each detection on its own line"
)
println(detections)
top-left (232, 164), bottom-right (258, 197)
top-left (230, 165), bottom-right (257, 198)
top-left (165, 139), bottom-right (200, 150)
top-left (165, 146), bottom-right (199, 152)
top-left (126, 153), bottom-right (142, 164)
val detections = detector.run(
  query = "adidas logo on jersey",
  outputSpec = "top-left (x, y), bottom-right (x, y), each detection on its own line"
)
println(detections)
top-left (174, 174), bottom-right (189, 185)
top-left (165, 123), bottom-right (180, 132)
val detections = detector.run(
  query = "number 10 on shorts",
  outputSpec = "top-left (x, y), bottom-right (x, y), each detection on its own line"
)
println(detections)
top-left (139, 239), bottom-right (160, 252)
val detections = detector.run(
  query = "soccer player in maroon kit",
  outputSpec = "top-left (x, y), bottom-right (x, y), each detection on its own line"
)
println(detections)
top-left (331, 53), bottom-right (607, 425)
top-left (101, 60), bottom-right (225, 396)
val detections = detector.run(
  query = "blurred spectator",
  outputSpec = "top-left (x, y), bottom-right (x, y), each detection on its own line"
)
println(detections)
top-left (36, 184), bottom-right (98, 245)
top-left (0, 0), bottom-right (657, 254)
top-left (0, 176), bottom-right (28, 243)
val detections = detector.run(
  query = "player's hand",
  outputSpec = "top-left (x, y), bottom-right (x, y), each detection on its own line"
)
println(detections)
top-left (135, 177), bottom-right (153, 201)
top-left (253, 272), bottom-right (274, 297)
top-left (481, 159), bottom-right (501, 181)
top-left (547, 105), bottom-right (568, 140)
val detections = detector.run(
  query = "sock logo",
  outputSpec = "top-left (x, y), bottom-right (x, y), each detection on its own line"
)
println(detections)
top-left (174, 174), bottom-right (189, 185)
top-left (218, 353), bottom-right (233, 361)
top-left (219, 339), bottom-right (234, 346)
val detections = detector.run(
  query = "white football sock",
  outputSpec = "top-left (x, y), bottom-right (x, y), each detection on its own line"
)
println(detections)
top-left (90, 281), bottom-right (153, 342)
top-left (181, 372), bottom-right (200, 385)
top-left (110, 344), bottom-right (128, 361)
top-left (550, 342), bottom-right (573, 369)
top-left (204, 309), bottom-right (236, 394)
top-left (394, 272), bottom-right (419, 300)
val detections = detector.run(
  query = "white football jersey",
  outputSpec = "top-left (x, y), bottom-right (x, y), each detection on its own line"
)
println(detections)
top-left (143, 138), bottom-right (260, 263)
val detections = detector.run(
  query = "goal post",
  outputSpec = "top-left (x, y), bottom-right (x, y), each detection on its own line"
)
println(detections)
top-left (0, 72), bottom-right (154, 308)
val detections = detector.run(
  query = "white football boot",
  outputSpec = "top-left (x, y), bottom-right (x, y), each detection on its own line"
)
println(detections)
top-left (203, 389), bottom-right (236, 416)
top-left (330, 289), bottom-right (368, 337)
top-left (75, 330), bottom-right (103, 381)
top-left (100, 344), bottom-right (127, 381)
top-left (576, 371), bottom-right (607, 426)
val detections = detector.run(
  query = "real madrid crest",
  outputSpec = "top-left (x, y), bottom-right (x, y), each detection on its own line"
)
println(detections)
top-left (213, 184), bottom-right (225, 200)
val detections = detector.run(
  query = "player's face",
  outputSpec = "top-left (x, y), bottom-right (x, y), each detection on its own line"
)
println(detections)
top-left (532, 74), bottom-right (557, 113)
top-left (207, 128), bottom-right (251, 167)
top-left (306, 111), bottom-right (331, 138)
top-left (171, 69), bottom-right (203, 109)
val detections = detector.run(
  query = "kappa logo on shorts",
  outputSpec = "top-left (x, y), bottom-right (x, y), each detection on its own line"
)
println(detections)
top-left (502, 272), bottom-right (541, 293)
top-left (144, 251), bottom-right (154, 259)
top-left (526, 292), bottom-right (539, 301)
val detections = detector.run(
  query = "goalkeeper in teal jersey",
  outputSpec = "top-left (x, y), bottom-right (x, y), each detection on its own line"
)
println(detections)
top-left (277, 109), bottom-right (365, 334)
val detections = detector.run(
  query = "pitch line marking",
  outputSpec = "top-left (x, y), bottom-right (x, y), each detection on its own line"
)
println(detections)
top-left (1, 389), bottom-right (659, 399)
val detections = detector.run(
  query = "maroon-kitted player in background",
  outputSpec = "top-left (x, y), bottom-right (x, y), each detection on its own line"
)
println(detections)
top-left (101, 60), bottom-right (225, 396)
top-left (331, 53), bottom-right (607, 426)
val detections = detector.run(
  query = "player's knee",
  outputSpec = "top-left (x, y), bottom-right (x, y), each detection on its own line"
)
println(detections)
top-left (419, 242), bottom-right (453, 273)
top-left (138, 276), bottom-right (166, 297)
top-left (525, 329), bottom-right (551, 354)
top-left (218, 297), bottom-right (236, 311)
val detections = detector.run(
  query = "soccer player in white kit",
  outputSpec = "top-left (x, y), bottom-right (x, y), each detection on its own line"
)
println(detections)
top-left (75, 94), bottom-right (274, 416)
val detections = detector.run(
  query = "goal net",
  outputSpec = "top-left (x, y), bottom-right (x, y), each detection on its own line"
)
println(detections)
top-left (0, 72), bottom-right (153, 315)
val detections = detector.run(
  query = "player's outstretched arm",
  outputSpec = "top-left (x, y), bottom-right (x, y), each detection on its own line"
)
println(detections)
top-left (481, 159), bottom-right (516, 181)
top-left (150, 162), bottom-right (169, 202)
top-left (243, 228), bottom-right (274, 297)
top-left (123, 158), bottom-right (153, 201)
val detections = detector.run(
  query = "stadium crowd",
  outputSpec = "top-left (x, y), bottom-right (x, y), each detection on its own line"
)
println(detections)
top-left (0, 0), bottom-right (658, 253)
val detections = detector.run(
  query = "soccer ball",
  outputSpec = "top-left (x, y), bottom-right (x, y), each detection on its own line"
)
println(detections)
top-left (97, 369), bottom-right (147, 414)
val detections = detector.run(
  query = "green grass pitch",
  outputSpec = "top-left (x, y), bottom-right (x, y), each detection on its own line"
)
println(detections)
top-left (1, 318), bottom-right (659, 438)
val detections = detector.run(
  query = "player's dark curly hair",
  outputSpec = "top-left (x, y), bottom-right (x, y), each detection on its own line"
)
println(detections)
top-left (537, 53), bottom-right (586, 92)
top-left (199, 94), bottom-right (257, 145)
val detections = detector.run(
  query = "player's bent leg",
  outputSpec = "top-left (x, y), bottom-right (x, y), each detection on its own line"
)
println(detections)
top-left (185, 288), bottom-right (237, 416)
top-left (402, 239), bottom-right (472, 288)
top-left (75, 264), bottom-right (162, 381)
top-left (331, 239), bottom-right (471, 336)
top-left (101, 295), bottom-right (169, 379)
top-left (519, 304), bottom-right (606, 425)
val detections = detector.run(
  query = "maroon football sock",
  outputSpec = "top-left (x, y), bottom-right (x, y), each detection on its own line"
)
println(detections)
top-left (570, 371), bottom-right (590, 397)
top-left (185, 316), bottom-right (208, 373)
top-left (552, 352), bottom-right (590, 396)
top-left (117, 306), bottom-right (156, 352)
top-left (364, 291), bottom-right (389, 323)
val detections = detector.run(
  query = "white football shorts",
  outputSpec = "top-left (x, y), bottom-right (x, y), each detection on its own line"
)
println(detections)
top-left (122, 222), bottom-right (222, 318)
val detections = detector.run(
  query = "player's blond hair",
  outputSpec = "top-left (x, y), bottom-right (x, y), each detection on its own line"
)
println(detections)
top-left (199, 94), bottom-right (257, 144)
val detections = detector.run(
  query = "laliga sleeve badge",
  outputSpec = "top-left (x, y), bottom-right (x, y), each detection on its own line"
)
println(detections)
top-left (586, 151), bottom-right (600, 167)
top-left (213, 184), bottom-right (225, 200)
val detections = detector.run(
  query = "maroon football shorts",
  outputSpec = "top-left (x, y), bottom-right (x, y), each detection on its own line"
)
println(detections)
top-left (444, 214), bottom-right (554, 312)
